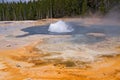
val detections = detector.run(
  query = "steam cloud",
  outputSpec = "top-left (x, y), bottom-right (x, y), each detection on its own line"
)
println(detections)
top-left (48, 20), bottom-right (74, 33)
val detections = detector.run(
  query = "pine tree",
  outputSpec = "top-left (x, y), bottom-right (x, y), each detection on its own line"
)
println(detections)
top-left (99, 0), bottom-right (106, 14)
top-left (82, 0), bottom-right (88, 15)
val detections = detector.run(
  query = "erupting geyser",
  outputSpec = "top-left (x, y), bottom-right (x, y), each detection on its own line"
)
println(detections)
top-left (48, 20), bottom-right (74, 33)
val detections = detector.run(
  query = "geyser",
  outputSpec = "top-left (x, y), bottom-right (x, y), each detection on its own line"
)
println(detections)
top-left (48, 20), bottom-right (74, 33)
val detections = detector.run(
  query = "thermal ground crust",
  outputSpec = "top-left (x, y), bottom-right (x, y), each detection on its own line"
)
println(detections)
top-left (0, 18), bottom-right (120, 80)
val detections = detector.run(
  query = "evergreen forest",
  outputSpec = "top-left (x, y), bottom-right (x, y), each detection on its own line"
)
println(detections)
top-left (0, 0), bottom-right (120, 21)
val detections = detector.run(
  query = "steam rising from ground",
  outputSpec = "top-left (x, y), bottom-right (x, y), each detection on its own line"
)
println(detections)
top-left (48, 20), bottom-right (74, 33)
top-left (105, 5), bottom-right (120, 21)
top-left (37, 35), bottom-right (120, 63)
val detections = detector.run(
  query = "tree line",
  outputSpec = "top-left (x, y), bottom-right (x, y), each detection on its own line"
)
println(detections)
top-left (0, 0), bottom-right (119, 21)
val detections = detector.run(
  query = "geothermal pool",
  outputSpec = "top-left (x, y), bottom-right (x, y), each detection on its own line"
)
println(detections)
top-left (0, 19), bottom-right (120, 65)
top-left (16, 20), bottom-right (120, 37)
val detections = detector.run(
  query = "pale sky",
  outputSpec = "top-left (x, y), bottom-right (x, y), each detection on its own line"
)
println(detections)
top-left (0, 0), bottom-right (31, 3)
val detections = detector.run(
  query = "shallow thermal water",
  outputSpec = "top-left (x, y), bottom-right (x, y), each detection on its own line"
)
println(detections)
top-left (15, 20), bottom-right (120, 37)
